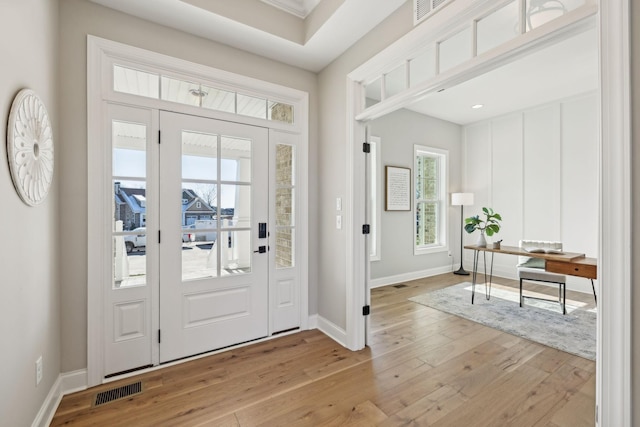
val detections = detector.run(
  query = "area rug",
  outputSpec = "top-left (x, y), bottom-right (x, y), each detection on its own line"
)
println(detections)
top-left (409, 282), bottom-right (596, 360)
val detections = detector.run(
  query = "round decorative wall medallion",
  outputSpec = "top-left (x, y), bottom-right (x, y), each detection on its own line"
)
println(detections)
top-left (7, 89), bottom-right (54, 206)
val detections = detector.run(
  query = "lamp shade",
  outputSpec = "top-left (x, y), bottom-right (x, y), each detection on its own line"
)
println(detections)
top-left (451, 192), bottom-right (474, 206)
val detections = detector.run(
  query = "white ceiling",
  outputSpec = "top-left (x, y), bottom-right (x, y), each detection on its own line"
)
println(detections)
top-left (88, 0), bottom-right (406, 72)
top-left (89, 0), bottom-right (598, 125)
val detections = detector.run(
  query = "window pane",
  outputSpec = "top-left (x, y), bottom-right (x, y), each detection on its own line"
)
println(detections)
top-left (385, 64), bottom-right (406, 98)
top-left (161, 76), bottom-right (200, 106)
top-left (415, 156), bottom-right (439, 200)
top-left (182, 131), bottom-right (218, 181)
top-left (276, 228), bottom-right (294, 269)
top-left (221, 230), bottom-right (251, 275)
top-left (439, 26), bottom-right (472, 73)
top-left (268, 101), bottom-right (294, 124)
top-left (221, 136), bottom-right (251, 182)
top-left (276, 188), bottom-right (294, 227)
top-left (416, 202), bottom-right (438, 246)
top-left (477, 1), bottom-right (519, 54)
top-left (276, 144), bottom-right (295, 186)
top-left (201, 85), bottom-right (236, 113)
top-left (237, 94), bottom-right (266, 119)
top-left (365, 77), bottom-right (382, 108)
top-left (409, 47), bottom-right (436, 87)
top-left (113, 65), bottom-right (159, 99)
top-left (113, 221), bottom-right (147, 289)
top-left (220, 185), bottom-right (251, 228)
top-left (113, 121), bottom-right (146, 178)
top-left (182, 235), bottom-right (217, 281)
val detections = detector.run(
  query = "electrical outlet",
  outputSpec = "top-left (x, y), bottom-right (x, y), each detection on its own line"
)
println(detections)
top-left (36, 356), bottom-right (43, 386)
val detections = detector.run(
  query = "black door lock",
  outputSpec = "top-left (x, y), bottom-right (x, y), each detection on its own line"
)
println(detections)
top-left (259, 223), bottom-right (267, 239)
top-left (254, 246), bottom-right (267, 253)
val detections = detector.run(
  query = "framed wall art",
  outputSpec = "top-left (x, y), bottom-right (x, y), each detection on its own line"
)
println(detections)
top-left (385, 166), bottom-right (410, 211)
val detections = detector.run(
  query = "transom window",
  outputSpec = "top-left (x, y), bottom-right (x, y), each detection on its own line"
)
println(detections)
top-left (113, 64), bottom-right (294, 124)
top-left (414, 145), bottom-right (448, 254)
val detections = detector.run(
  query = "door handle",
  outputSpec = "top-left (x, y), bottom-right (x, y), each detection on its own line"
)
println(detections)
top-left (253, 246), bottom-right (267, 254)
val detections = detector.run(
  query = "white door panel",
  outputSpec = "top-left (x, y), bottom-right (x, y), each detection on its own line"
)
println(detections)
top-left (159, 112), bottom-right (269, 363)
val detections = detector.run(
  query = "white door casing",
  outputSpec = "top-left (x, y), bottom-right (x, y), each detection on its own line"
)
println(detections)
top-left (89, 36), bottom-right (309, 385)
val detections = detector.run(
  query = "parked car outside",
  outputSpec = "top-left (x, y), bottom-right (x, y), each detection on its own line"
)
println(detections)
top-left (123, 226), bottom-right (195, 253)
top-left (124, 227), bottom-right (146, 253)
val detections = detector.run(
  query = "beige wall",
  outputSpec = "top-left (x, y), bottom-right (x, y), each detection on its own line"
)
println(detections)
top-left (0, 0), bottom-right (60, 424)
top-left (58, 0), bottom-right (319, 372)
top-left (316, 2), bottom-right (414, 329)
top-left (631, 1), bottom-right (639, 424)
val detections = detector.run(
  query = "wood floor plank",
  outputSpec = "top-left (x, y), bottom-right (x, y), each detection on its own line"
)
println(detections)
top-left (52, 273), bottom-right (595, 426)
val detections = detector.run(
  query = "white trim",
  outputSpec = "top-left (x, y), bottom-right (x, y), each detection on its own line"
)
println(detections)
top-left (345, 78), bottom-right (367, 351)
top-left (31, 370), bottom-right (89, 427)
top-left (597, 0), bottom-right (631, 425)
top-left (369, 265), bottom-right (453, 289)
top-left (88, 35), bottom-right (310, 386)
top-left (61, 369), bottom-right (89, 395)
top-left (317, 316), bottom-right (348, 347)
top-left (31, 377), bottom-right (63, 427)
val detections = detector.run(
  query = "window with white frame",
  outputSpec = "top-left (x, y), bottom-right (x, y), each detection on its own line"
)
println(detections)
top-left (414, 145), bottom-right (448, 254)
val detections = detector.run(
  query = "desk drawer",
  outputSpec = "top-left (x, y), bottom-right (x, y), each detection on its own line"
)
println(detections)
top-left (546, 260), bottom-right (597, 279)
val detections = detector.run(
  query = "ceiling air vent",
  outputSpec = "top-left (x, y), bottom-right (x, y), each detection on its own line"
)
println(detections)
top-left (414, 0), bottom-right (455, 26)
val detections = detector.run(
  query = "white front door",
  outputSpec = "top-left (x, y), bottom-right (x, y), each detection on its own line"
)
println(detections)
top-left (158, 112), bottom-right (269, 363)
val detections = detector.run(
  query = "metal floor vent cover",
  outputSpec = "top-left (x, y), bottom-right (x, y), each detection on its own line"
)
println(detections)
top-left (393, 284), bottom-right (408, 288)
top-left (94, 381), bottom-right (143, 407)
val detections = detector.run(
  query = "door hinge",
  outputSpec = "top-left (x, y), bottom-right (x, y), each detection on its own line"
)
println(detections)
top-left (158, 230), bottom-right (161, 244)
top-left (158, 329), bottom-right (161, 343)
top-left (158, 130), bottom-right (161, 144)
top-left (362, 224), bottom-right (370, 235)
top-left (362, 305), bottom-right (371, 316)
top-left (362, 142), bottom-right (371, 153)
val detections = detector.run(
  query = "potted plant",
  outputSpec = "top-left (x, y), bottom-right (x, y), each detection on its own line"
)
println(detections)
top-left (464, 207), bottom-right (502, 247)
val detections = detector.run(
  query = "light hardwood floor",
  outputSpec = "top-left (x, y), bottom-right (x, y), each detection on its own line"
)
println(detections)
top-left (52, 274), bottom-right (596, 426)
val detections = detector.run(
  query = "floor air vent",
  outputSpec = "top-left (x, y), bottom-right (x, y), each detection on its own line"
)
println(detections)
top-left (93, 381), bottom-right (143, 407)
top-left (393, 284), bottom-right (408, 289)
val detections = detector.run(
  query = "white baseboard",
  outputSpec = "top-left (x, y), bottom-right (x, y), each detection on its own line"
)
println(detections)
top-left (369, 265), bottom-right (453, 289)
top-left (32, 376), bottom-right (63, 427)
top-left (32, 369), bottom-right (88, 427)
top-left (61, 369), bottom-right (88, 395)
top-left (316, 315), bottom-right (347, 347)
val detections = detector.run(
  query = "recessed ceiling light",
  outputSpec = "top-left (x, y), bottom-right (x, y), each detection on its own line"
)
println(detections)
top-left (471, 104), bottom-right (484, 109)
